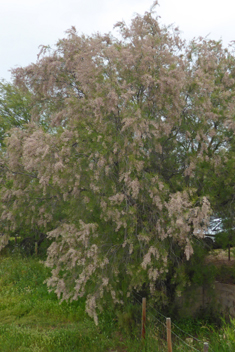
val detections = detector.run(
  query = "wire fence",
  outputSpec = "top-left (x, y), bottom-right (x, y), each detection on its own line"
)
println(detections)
top-left (132, 294), bottom-right (213, 352)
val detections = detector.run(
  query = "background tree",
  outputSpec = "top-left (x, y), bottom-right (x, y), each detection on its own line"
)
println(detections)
top-left (0, 81), bottom-right (32, 147)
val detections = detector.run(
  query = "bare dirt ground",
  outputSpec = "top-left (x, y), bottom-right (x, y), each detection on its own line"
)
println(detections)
top-left (205, 249), bottom-right (235, 267)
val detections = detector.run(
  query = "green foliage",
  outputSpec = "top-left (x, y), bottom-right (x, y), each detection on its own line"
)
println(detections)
top-left (186, 239), bottom-right (217, 287)
top-left (216, 263), bottom-right (235, 284)
top-left (116, 303), bottom-right (141, 337)
top-left (0, 80), bottom-right (31, 146)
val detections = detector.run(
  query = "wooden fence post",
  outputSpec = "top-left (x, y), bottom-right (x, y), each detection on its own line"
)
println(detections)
top-left (141, 297), bottom-right (146, 339)
top-left (203, 342), bottom-right (209, 351)
top-left (166, 317), bottom-right (172, 352)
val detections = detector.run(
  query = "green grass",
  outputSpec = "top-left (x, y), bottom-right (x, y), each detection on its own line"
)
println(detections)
top-left (0, 252), bottom-right (235, 351)
top-left (0, 254), bottom-right (124, 351)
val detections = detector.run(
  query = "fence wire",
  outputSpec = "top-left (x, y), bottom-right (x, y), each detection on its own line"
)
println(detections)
top-left (133, 294), bottom-right (214, 352)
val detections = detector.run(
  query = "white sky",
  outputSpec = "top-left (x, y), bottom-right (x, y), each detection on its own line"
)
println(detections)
top-left (1, 0), bottom-right (235, 82)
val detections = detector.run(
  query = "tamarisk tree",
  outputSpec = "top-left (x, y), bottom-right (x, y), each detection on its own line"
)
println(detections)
top-left (1, 4), bottom-right (235, 322)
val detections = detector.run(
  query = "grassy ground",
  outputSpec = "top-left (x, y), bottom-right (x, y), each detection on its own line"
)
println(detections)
top-left (0, 251), bottom-right (235, 351)
top-left (0, 253), bottom-right (126, 352)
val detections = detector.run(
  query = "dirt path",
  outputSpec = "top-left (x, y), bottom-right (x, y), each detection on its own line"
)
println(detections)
top-left (205, 249), bottom-right (235, 267)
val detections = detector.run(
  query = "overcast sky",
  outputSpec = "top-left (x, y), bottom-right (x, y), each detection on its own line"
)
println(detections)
top-left (1, 0), bottom-right (235, 82)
